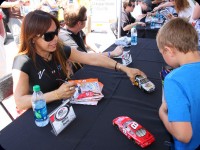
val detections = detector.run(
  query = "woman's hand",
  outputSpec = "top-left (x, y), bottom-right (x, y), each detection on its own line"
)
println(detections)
top-left (55, 82), bottom-right (77, 100)
top-left (111, 46), bottom-right (123, 57)
top-left (124, 67), bottom-right (146, 83)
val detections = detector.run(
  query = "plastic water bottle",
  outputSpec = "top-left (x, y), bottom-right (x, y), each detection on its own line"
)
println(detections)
top-left (32, 85), bottom-right (49, 127)
top-left (131, 27), bottom-right (137, 45)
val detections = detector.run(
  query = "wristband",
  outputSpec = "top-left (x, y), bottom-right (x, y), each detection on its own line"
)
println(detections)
top-left (108, 52), bottom-right (111, 58)
top-left (114, 62), bottom-right (118, 71)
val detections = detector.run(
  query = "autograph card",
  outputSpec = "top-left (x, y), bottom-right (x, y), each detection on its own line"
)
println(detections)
top-left (49, 100), bottom-right (76, 136)
top-left (69, 78), bottom-right (104, 105)
top-left (114, 50), bottom-right (132, 66)
top-left (160, 9), bottom-right (171, 20)
top-left (121, 51), bottom-right (132, 66)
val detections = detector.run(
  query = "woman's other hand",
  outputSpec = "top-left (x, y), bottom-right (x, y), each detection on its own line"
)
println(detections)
top-left (55, 82), bottom-right (77, 100)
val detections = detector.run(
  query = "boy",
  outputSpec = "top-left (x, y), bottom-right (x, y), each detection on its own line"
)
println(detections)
top-left (157, 18), bottom-right (200, 150)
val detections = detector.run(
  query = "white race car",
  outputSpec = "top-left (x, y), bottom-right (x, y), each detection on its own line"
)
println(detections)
top-left (133, 75), bottom-right (155, 93)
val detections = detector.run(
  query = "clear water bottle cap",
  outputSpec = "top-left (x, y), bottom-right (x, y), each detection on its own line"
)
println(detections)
top-left (33, 85), bottom-right (41, 92)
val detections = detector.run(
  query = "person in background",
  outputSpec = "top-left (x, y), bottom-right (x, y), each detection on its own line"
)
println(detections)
top-left (12, 10), bottom-right (146, 111)
top-left (59, 6), bottom-right (123, 57)
top-left (172, 0), bottom-right (195, 21)
top-left (0, 0), bottom-right (23, 47)
top-left (154, 0), bottom-right (195, 21)
top-left (153, 0), bottom-right (175, 12)
top-left (39, 0), bottom-right (58, 18)
top-left (0, 11), bottom-right (7, 78)
top-left (131, 0), bottom-right (152, 21)
top-left (121, 0), bottom-right (146, 37)
top-left (157, 18), bottom-right (200, 150)
top-left (191, 0), bottom-right (200, 47)
top-left (59, 6), bottom-right (124, 72)
top-left (152, 0), bottom-right (165, 5)
top-left (192, 0), bottom-right (200, 20)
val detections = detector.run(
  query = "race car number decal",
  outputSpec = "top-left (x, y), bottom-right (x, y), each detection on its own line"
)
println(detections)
top-left (131, 122), bottom-right (139, 129)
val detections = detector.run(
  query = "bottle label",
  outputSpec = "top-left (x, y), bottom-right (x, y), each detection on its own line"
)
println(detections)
top-left (131, 36), bottom-right (137, 45)
top-left (34, 105), bottom-right (48, 121)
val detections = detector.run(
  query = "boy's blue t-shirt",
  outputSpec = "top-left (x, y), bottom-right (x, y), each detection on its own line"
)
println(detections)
top-left (164, 62), bottom-right (200, 150)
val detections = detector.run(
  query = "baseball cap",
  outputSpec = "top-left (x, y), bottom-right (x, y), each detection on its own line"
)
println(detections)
top-left (142, 0), bottom-right (152, 11)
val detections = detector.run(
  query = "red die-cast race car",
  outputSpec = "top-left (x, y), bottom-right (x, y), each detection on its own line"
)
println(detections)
top-left (113, 116), bottom-right (155, 148)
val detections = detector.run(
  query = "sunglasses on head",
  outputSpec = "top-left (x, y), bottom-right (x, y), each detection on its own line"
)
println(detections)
top-left (41, 29), bottom-right (58, 42)
top-left (80, 17), bottom-right (87, 22)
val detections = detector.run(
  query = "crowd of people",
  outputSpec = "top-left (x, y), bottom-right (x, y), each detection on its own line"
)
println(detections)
top-left (0, 0), bottom-right (200, 149)
top-left (119, 0), bottom-right (200, 37)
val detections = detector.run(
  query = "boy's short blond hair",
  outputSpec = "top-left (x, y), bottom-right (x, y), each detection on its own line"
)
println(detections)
top-left (156, 18), bottom-right (198, 54)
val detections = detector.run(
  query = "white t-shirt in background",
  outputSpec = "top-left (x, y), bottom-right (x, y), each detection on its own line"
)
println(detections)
top-left (131, 4), bottom-right (142, 19)
top-left (178, 0), bottom-right (195, 20)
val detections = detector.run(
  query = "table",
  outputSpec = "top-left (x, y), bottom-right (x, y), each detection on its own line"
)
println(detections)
top-left (137, 24), bottom-right (160, 39)
top-left (0, 38), bottom-right (171, 150)
top-left (136, 15), bottom-right (164, 39)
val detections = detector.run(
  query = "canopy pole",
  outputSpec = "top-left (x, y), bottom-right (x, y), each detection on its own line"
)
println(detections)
top-left (117, 0), bottom-right (122, 38)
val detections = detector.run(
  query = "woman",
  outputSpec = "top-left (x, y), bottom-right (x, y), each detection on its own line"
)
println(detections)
top-left (120, 0), bottom-right (145, 37)
top-left (12, 10), bottom-right (145, 110)
top-left (174, 0), bottom-right (195, 20)
top-left (167, 0), bottom-right (195, 20)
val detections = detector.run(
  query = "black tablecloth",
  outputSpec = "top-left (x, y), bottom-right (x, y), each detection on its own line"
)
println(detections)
top-left (136, 24), bottom-right (160, 39)
top-left (0, 38), bottom-right (171, 150)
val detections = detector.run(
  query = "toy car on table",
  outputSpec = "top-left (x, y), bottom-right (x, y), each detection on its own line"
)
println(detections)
top-left (132, 75), bottom-right (155, 93)
top-left (113, 116), bottom-right (155, 148)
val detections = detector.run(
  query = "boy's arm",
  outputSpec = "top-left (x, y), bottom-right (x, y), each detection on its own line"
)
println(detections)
top-left (159, 102), bottom-right (193, 143)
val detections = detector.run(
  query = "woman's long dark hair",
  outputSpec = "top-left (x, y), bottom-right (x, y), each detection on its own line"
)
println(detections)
top-left (19, 10), bottom-right (72, 78)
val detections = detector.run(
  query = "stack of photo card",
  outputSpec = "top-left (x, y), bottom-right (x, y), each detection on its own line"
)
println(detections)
top-left (69, 78), bottom-right (104, 105)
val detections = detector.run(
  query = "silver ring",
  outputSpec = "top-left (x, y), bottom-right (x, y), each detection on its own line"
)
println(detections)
top-left (69, 87), bottom-right (73, 90)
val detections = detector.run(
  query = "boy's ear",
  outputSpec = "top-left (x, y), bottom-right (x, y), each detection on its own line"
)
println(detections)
top-left (164, 46), bottom-right (175, 56)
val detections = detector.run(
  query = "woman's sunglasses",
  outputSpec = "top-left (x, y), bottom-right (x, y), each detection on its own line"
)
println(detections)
top-left (41, 29), bottom-right (59, 42)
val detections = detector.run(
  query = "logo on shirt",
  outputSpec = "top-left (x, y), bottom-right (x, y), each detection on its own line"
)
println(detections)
top-left (57, 65), bottom-right (61, 71)
top-left (38, 69), bottom-right (45, 79)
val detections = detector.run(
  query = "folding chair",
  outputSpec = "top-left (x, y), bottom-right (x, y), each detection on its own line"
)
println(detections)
top-left (0, 73), bottom-right (14, 121)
